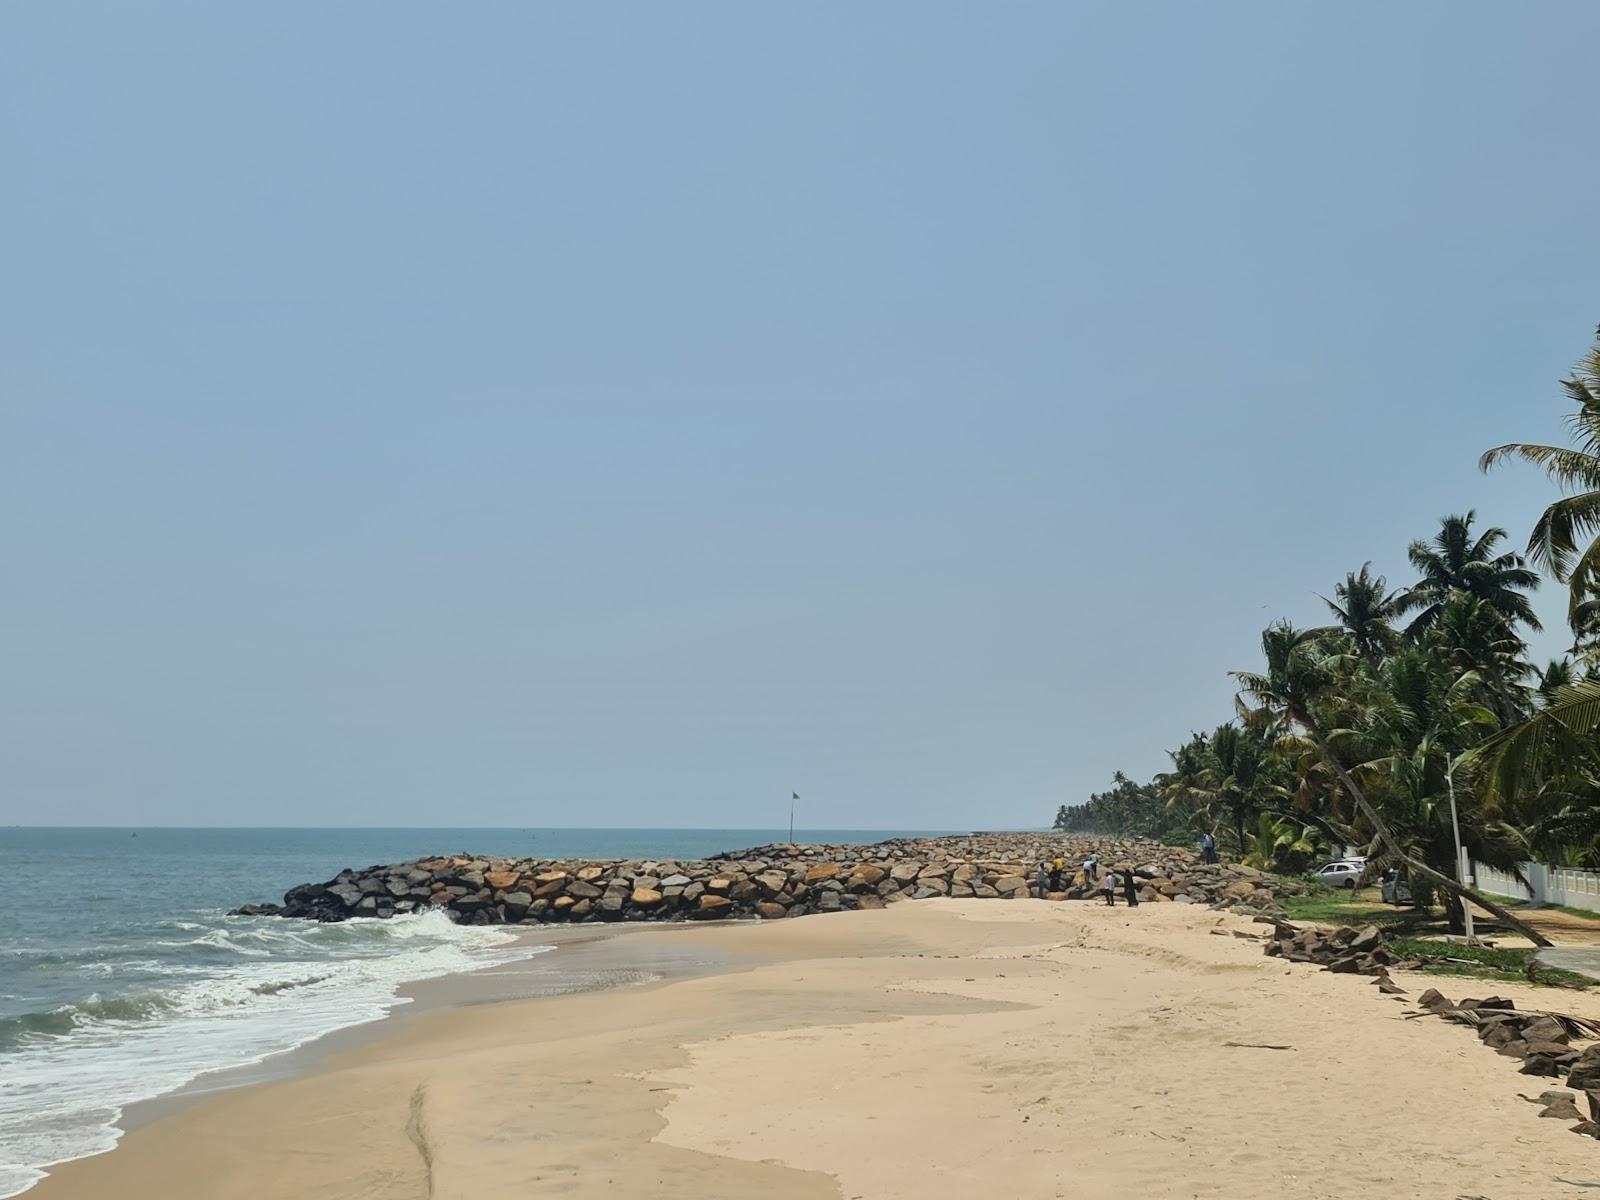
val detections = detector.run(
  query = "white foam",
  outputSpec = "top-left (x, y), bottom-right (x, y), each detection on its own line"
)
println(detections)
top-left (0, 911), bottom-right (551, 1198)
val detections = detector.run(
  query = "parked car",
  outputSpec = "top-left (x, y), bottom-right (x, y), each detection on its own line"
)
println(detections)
top-left (1314, 860), bottom-right (1366, 890)
top-left (1381, 868), bottom-right (1413, 906)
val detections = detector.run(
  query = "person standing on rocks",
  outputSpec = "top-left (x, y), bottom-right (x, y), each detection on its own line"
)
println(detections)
top-left (1049, 858), bottom-right (1064, 892)
top-left (1102, 869), bottom-right (1117, 906)
top-left (1035, 861), bottom-right (1049, 899)
top-left (1122, 869), bottom-right (1138, 907)
top-left (1199, 830), bottom-right (1217, 865)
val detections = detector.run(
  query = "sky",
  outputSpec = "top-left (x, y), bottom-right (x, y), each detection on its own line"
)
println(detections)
top-left (3, 2), bottom-right (1599, 829)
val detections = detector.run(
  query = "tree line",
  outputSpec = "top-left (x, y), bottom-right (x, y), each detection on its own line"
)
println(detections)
top-left (1054, 329), bottom-right (1600, 945)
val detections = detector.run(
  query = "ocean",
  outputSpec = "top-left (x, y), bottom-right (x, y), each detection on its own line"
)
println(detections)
top-left (0, 826), bottom-right (945, 1197)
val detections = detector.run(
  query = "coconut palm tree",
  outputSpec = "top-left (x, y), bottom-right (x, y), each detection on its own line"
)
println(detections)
top-left (1395, 512), bottom-right (1541, 642)
top-left (1425, 592), bottom-right (1533, 723)
top-left (1345, 650), bottom-right (1522, 929)
top-left (1321, 563), bottom-right (1404, 664)
top-left (1472, 679), bottom-right (1600, 799)
top-left (1242, 812), bottom-right (1321, 875)
top-left (1537, 658), bottom-right (1578, 705)
top-left (1471, 678), bottom-right (1600, 867)
top-left (1155, 734), bottom-right (1220, 840)
top-left (1233, 621), bottom-right (1551, 945)
top-left (1481, 332), bottom-right (1600, 628)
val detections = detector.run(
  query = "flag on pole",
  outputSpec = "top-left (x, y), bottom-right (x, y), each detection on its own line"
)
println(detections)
top-left (793, 792), bottom-right (799, 799)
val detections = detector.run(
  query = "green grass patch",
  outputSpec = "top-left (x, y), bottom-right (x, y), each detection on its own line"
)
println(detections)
top-left (1279, 892), bottom-right (1416, 928)
top-left (1386, 938), bottom-right (1525, 971)
top-left (1385, 937), bottom-right (1593, 990)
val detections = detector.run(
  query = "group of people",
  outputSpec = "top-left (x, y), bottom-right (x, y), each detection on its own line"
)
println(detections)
top-left (1033, 856), bottom-right (1140, 906)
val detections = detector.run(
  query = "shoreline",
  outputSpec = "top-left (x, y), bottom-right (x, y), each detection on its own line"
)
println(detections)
top-left (28, 900), bottom-right (1600, 1199)
top-left (104, 920), bottom-right (757, 1135)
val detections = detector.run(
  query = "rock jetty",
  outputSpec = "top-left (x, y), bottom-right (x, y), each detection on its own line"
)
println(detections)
top-left (233, 834), bottom-right (1303, 926)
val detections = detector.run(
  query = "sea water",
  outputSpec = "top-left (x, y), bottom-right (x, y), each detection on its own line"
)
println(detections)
top-left (0, 826), bottom-right (940, 1196)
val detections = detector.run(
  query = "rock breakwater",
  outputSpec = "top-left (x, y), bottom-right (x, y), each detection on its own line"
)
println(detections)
top-left (235, 834), bottom-right (1303, 926)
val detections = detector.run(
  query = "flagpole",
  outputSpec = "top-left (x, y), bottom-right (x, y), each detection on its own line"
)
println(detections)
top-left (789, 792), bottom-right (796, 844)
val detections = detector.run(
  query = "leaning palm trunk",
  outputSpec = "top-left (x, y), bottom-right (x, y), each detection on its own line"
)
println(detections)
top-left (1307, 730), bottom-right (1552, 948)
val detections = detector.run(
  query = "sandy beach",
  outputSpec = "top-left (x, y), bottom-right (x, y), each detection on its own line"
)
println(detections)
top-left (29, 900), bottom-right (1600, 1200)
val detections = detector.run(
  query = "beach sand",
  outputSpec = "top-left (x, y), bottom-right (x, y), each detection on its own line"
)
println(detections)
top-left (29, 900), bottom-right (1600, 1200)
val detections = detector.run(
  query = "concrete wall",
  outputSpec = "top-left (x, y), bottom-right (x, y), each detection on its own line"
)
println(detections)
top-left (1472, 859), bottom-right (1600, 914)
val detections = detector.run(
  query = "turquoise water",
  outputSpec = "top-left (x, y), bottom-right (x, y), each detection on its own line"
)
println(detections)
top-left (0, 826), bottom-right (944, 1196)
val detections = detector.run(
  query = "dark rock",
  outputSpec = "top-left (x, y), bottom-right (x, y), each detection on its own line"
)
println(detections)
top-left (1522, 1015), bottom-right (1569, 1045)
top-left (1537, 1092), bottom-right (1584, 1121)
top-left (1565, 1045), bottom-right (1600, 1092)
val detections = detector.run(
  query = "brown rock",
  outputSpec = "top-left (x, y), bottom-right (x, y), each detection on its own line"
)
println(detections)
top-left (1348, 925), bottom-right (1384, 954)
top-left (485, 870), bottom-right (520, 891)
top-left (1522, 1015), bottom-right (1569, 1045)
top-left (755, 902), bottom-right (788, 919)
top-left (1521, 1041), bottom-right (1576, 1077)
top-left (695, 894), bottom-right (735, 918)
top-left (1483, 1023), bottom-right (1519, 1050)
top-left (804, 862), bottom-right (841, 883)
top-left (1565, 1045), bottom-right (1600, 1092)
top-left (1534, 1091), bottom-right (1585, 1121)
top-left (631, 888), bottom-right (664, 907)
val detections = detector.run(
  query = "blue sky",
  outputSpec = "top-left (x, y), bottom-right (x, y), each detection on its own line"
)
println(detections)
top-left (3, 2), bottom-right (1596, 828)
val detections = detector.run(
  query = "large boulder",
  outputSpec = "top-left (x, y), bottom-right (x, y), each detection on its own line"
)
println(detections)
top-left (695, 894), bottom-right (735, 919)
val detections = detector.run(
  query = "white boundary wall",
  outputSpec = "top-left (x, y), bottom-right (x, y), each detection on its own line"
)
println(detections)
top-left (1472, 860), bottom-right (1600, 914)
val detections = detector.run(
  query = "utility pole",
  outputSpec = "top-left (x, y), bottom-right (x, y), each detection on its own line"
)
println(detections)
top-left (1445, 754), bottom-right (1475, 942)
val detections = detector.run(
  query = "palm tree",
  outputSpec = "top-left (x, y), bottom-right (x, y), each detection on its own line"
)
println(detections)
top-left (1472, 679), bottom-right (1600, 801)
top-left (1207, 723), bottom-right (1286, 858)
top-left (1481, 331), bottom-right (1600, 628)
top-left (1242, 812), bottom-right (1321, 875)
top-left (1396, 512), bottom-right (1541, 642)
top-left (1321, 563), bottom-right (1404, 664)
top-left (1471, 678), bottom-right (1600, 867)
top-left (1537, 658), bottom-right (1578, 705)
top-left (1155, 734), bottom-right (1219, 842)
top-left (1233, 621), bottom-right (1551, 945)
top-left (1426, 592), bottom-right (1533, 723)
top-left (1347, 650), bottom-right (1521, 930)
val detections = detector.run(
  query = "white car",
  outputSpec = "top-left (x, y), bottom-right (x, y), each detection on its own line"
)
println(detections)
top-left (1314, 860), bottom-right (1367, 890)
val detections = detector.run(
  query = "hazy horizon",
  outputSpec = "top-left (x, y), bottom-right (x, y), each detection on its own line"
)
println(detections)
top-left (6, 2), bottom-right (1598, 829)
